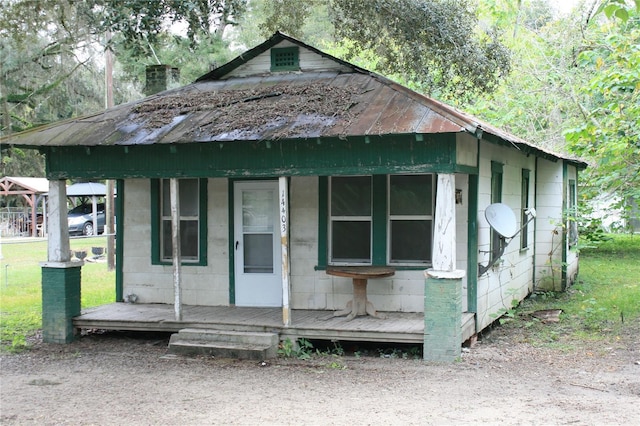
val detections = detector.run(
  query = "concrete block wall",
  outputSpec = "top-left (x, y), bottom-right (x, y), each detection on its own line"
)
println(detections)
top-left (534, 159), bottom-right (565, 291)
top-left (121, 178), bottom-right (229, 306)
top-left (42, 265), bottom-right (82, 343)
top-left (288, 176), bottom-right (427, 313)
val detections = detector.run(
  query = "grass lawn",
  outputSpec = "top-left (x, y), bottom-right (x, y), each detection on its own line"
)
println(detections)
top-left (500, 233), bottom-right (640, 346)
top-left (1, 234), bottom-right (638, 352)
top-left (0, 236), bottom-right (115, 350)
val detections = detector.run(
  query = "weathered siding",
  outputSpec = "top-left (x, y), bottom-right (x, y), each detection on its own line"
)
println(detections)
top-left (534, 159), bottom-right (565, 291)
top-left (226, 40), bottom-right (351, 78)
top-left (476, 141), bottom-right (536, 331)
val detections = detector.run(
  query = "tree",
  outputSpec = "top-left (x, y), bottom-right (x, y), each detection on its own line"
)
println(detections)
top-left (564, 4), bottom-right (640, 216)
top-left (464, 0), bottom-right (590, 152)
top-left (247, 0), bottom-right (511, 101)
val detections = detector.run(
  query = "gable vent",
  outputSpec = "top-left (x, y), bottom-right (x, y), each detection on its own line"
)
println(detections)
top-left (271, 47), bottom-right (300, 71)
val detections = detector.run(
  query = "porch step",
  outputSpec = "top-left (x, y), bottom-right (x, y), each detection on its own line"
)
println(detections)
top-left (168, 328), bottom-right (279, 360)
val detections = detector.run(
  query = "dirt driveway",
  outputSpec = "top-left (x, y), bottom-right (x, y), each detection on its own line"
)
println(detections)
top-left (1, 323), bottom-right (638, 425)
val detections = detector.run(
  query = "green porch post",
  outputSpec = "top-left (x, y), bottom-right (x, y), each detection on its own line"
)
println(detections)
top-left (424, 174), bottom-right (465, 362)
top-left (40, 179), bottom-right (83, 343)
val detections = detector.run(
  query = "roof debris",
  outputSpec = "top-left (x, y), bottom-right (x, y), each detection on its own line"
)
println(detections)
top-left (132, 81), bottom-right (360, 139)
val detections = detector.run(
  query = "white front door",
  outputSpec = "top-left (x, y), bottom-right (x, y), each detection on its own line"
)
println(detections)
top-left (234, 181), bottom-right (282, 307)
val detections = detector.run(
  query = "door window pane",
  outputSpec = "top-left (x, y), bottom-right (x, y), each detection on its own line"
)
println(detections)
top-left (242, 190), bottom-right (274, 233)
top-left (244, 234), bottom-right (274, 273)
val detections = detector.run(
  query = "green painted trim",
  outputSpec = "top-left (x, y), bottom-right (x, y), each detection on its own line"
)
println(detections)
top-left (491, 161), bottom-right (504, 174)
top-left (150, 178), bottom-right (208, 266)
top-left (228, 179), bottom-right (235, 304)
top-left (317, 176), bottom-right (328, 268)
top-left (467, 173), bottom-right (478, 314)
top-left (115, 179), bottom-right (125, 302)
top-left (372, 174), bottom-right (387, 265)
top-left (41, 134), bottom-right (459, 180)
top-left (150, 179), bottom-right (161, 265)
top-left (199, 178), bottom-right (208, 266)
top-left (562, 162), bottom-right (568, 290)
top-left (532, 157), bottom-right (538, 286)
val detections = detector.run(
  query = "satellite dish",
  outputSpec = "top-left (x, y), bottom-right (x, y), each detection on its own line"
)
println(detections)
top-left (485, 203), bottom-right (517, 238)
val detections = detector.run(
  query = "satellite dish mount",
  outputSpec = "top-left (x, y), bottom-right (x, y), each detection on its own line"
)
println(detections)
top-left (479, 203), bottom-right (536, 276)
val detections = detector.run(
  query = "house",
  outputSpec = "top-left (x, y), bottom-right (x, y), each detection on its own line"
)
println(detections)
top-left (0, 32), bottom-right (586, 361)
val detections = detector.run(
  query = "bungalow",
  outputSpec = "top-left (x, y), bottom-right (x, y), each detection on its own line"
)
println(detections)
top-left (1, 32), bottom-right (586, 361)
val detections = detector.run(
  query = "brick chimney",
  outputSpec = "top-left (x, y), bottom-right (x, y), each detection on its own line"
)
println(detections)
top-left (145, 65), bottom-right (180, 96)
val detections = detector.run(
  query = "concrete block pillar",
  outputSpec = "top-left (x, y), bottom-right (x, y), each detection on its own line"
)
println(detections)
top-left (41, 263), bottom-right (82, 343)
top-left (424, 270), bottom-right (464, 362)
top-left (41, 179), bottom-right (83, 343)
top-left (424, 173), bottom-right (466, 362)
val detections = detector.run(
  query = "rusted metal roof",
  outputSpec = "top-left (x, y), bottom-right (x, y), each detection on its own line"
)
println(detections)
top-left (0, 32), bottom-right (586, 168)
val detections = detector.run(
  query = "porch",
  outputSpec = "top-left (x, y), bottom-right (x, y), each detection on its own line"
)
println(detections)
top-left (74, 303), bottom-right (476, 345)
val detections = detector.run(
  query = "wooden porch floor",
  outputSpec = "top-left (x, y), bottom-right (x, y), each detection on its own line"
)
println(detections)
top-left (74, 303), bottom-right (476, 344)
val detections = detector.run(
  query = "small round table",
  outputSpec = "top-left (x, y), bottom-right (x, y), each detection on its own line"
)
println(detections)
top-left (326, 266), bottom-right (395, 320)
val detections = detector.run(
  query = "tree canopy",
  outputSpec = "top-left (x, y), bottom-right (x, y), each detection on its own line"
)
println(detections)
top-left (564, 3), bottom-right (640, 214)
top-left (1, 0), bottom-right (639, 229)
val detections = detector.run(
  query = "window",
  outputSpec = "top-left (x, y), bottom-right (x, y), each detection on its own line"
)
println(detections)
top-left (327, 174), bottom-right (434, 266)
top-left (521, 169), bottom-right (530, 249)
top-left (270, 47), bottom-right (300, 71)
top-left (490, 162), bottom-right (503, 260)
top-left (151, 178), bottom-right (207, 265)
top-left (330, 176), bottom-right (372, 264)
top-left (568, 179), bottom-right (578, 247)
top-left (388, 175), bottom-right (433, 264)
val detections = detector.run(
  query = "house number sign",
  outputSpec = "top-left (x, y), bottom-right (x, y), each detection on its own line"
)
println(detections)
top-left (280, 189), bottom-right (287, 234)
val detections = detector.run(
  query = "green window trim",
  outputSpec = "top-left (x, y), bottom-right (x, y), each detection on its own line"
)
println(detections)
top-left (568, 179), bottom-right (578, 248)
top-left (490, 162), bottom-right (504, 260)
top-left (521, 169), bottom-right (531, 250)
top-left (151, 178), bottom-right (208, 266)
top-left (270, 47), bottom-right (300, 72)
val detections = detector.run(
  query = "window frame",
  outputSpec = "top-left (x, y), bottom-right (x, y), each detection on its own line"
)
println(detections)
top-left (490, 162), bottom-right (504, 260)
top-left (568, 179), bottom-right (578, 247)
top-left (270, 47), bottom-right (300, 72)
top-left (151, 178), bottom-right (208, 266)
top-left (328, 175), bottom-right (373, 265)
top-left (386, 174), bottom-right (434, 266)
top-left (324, 174), bottom-right (435, 268)
top-left (520, 169), bottom-right (531, 250)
